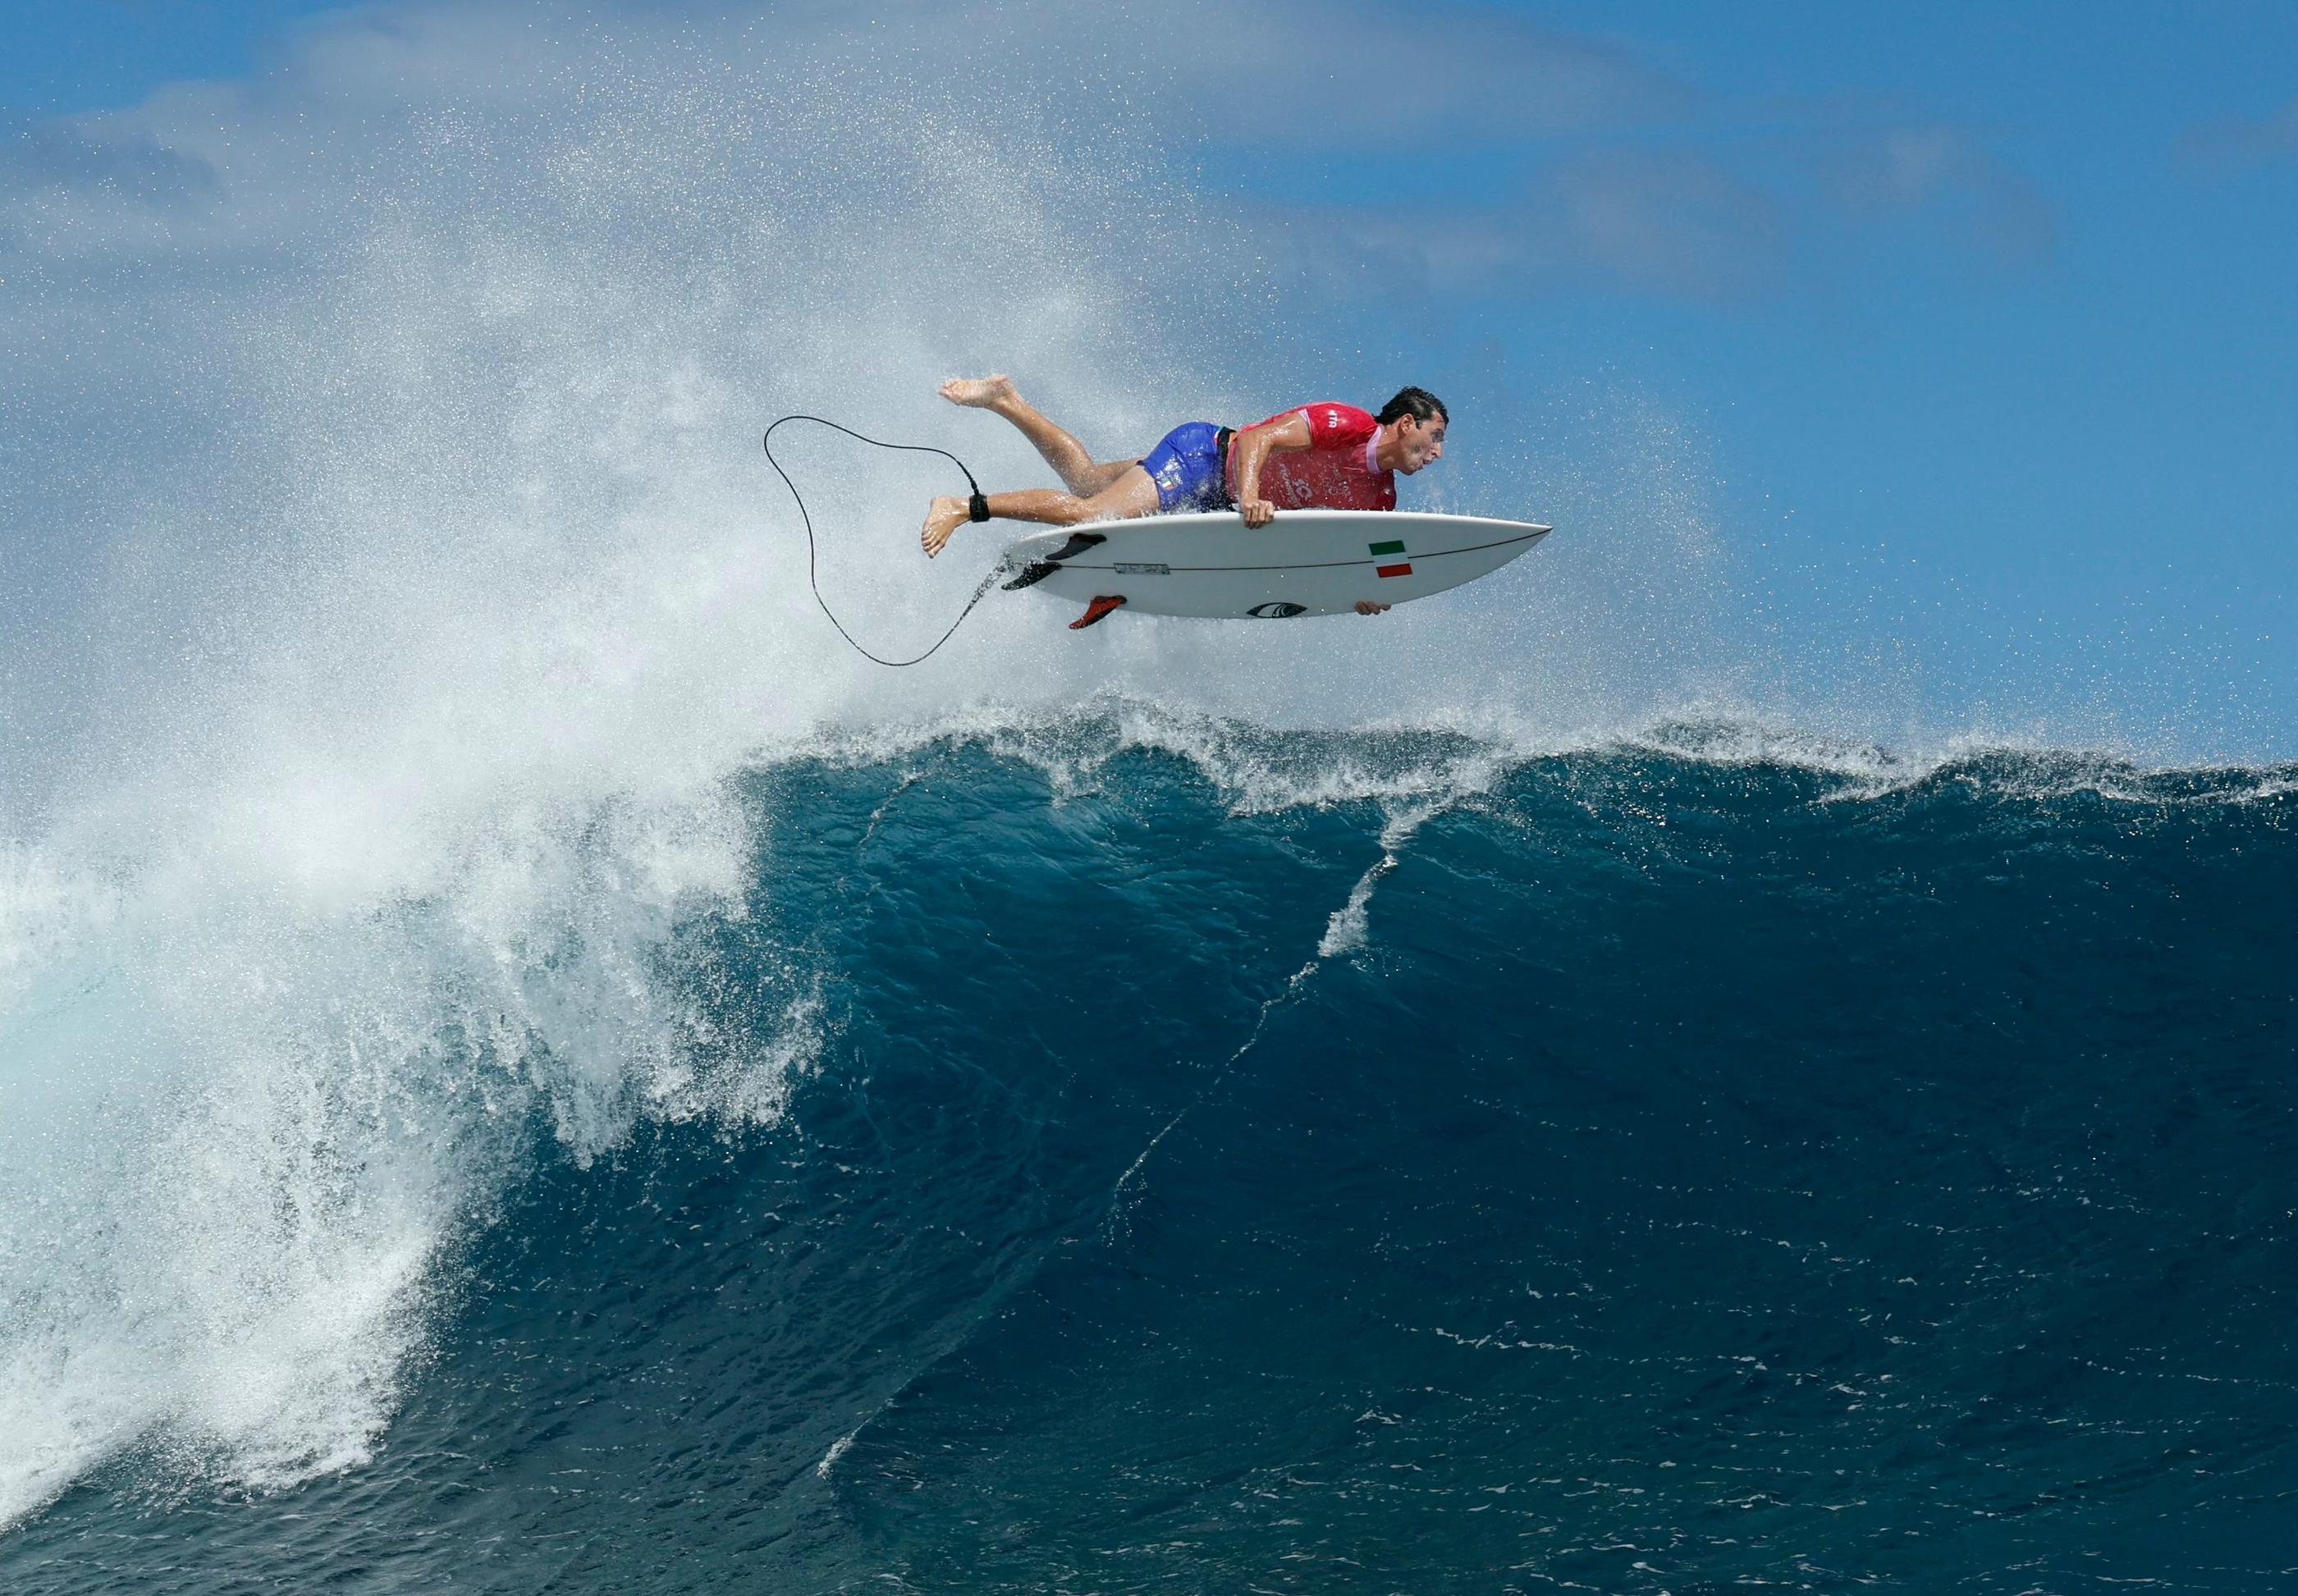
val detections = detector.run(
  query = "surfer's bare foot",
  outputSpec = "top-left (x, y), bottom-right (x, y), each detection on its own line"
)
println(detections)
top-left (940, 374), bottom-right (1017, 410)
top-left (922, 496), bottom-right (968, 558)
top-left (1354, 600), bottom-right (1391, 616)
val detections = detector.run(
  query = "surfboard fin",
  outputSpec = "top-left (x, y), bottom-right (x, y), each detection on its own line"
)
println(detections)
top-left (1001, 560), bottom-right (1059, 591)
top-left (1069, 595), bottom-right (1127, 630)
top-left (1041, 531), bottom-right (1106, 563)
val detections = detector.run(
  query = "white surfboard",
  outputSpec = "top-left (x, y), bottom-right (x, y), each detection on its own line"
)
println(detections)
top-left (1000, 510), bottom-right (1551, 621)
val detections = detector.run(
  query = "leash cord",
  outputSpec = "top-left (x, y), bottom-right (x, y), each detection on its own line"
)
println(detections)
top-left (762, 414), bottom-right (1000, 667)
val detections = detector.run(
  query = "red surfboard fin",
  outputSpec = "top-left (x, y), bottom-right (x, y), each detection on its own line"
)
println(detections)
top-left (1069, 594), bottom-right (1128, 630)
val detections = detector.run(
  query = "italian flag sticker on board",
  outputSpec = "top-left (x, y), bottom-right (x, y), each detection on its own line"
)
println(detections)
top-left (1371, 538), bottom-right (1412, 578)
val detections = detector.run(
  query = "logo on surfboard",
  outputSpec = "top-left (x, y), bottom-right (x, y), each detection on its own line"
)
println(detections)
top-left (1246, 601), bottom-right (1307, 618)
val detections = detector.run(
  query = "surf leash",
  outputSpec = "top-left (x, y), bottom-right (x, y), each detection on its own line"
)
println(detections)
top-left (762, 414), bottom-right (1001, 667)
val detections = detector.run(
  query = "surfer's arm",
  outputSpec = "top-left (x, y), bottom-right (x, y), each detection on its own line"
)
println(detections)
top-left (1231, 412), bottom-right (1313, 527)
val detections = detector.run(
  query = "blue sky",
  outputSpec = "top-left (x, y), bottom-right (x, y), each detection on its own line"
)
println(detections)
top-left (0, 2), bottom-right (341, 117)
top-left (4, 1), bottom-right (2294, 757)
top-left (1224, 1), bottom-right (2298, 749)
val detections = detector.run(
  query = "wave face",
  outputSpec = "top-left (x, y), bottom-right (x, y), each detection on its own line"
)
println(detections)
top-left (4, 712), bottom-right (2292, 1594)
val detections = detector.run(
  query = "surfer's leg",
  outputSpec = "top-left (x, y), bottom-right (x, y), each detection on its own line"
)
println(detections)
top-left (1064, 458), bottom-right (1142, 496)
top-left (940, 375), bottom-right (1134, 497)
top-left (921, 465), bottom-right (1157, 557)
top-left (997, 466), bottom-right (1160, 524)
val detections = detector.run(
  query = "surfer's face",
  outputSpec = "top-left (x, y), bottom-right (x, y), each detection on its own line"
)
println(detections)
top-left (1393, 414), bottom-right (1446, 474)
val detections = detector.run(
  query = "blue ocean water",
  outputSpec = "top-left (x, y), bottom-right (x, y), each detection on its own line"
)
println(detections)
top-left (4, 711), bottom-right (2291, 1594)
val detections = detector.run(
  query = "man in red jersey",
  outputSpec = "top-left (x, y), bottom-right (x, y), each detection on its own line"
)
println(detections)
top-left (920, 376), bottom-right (1448, 615)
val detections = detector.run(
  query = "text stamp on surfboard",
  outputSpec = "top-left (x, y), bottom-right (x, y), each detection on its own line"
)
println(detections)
top-left (1000, 509), bottom-right (1552, 620)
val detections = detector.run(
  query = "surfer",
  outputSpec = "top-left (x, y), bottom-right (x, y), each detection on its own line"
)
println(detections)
top-left (922, 377), bottom-right (1446, 615)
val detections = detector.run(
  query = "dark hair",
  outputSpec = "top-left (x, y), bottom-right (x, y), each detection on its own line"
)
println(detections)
top-left (1376, 386), bottom-right (1448, 426)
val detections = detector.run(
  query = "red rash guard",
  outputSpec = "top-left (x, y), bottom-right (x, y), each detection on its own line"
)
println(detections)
top-left (1225, 403), bottom-right (1396, 511)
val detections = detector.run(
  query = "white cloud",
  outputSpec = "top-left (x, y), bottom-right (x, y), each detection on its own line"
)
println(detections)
top-left (0, 124), bottom-right (215, 204)
top-left (2178, 94), bottom-right (2298, 174)
top-left (1182, 0), bottom-right (1690, 145)
top-left (1550, 146), bottom-right (1787, 298)
top-left (1819, 121), bottom-right (2056, 264)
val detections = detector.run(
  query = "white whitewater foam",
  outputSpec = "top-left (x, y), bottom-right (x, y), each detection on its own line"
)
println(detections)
top-left (1319, 804), bottom-right (1441, 958)
top-left (0, 782), bottom-right (817, 1530)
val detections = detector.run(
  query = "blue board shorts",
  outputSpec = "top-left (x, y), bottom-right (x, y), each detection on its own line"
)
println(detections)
top-left (1140, 422), bottom-right (1236, 514)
